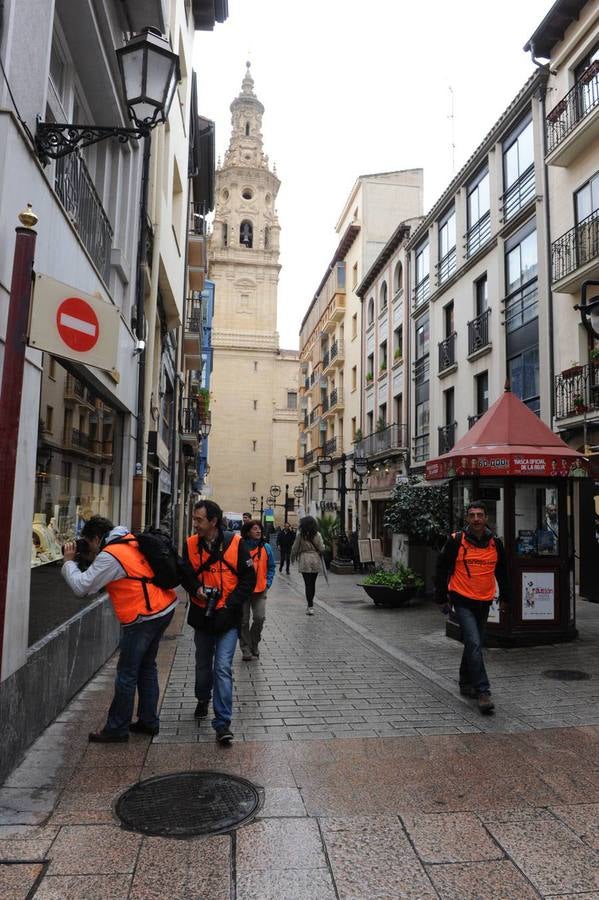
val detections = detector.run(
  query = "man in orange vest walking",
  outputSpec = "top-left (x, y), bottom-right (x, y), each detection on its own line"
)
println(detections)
top-left (62, 516), bottom-right (180, 742)
top-left (240, 519), bottom-right (275, 661)
top-left (183, 500), bottom-right (256, 744)
top-left (435, 500), bottom-right (512, 714)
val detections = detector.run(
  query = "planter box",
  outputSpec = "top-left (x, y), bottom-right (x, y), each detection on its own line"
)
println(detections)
top-left (362, 584), bottom-right (417, 608)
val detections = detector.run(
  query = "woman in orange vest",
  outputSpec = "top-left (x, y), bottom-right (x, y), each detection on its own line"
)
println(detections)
top-left (435, 500), bottom-right (512, 714)
top-left (239, 520), bottom-right (275, 661)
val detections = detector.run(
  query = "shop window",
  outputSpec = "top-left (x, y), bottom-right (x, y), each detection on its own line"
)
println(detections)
top-left (30, 356), bottom-right (122, 646)
top-left (514, 483), bottom-right (559, 557)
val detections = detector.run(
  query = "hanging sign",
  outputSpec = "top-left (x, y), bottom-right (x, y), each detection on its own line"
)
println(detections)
top-left (426, 453), bottom-right (588, 480)
top-left (29, 274), bottom-right (120, 371)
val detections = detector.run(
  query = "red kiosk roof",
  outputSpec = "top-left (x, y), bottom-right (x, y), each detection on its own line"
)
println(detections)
top-left (426, 390), bottom-right (588, 480)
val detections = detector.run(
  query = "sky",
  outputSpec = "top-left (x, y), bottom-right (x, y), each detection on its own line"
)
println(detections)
top-left (193, 0), bottom-right (552, 349)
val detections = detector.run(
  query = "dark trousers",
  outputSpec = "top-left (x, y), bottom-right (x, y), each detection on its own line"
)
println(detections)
top-left (302, 572), bottom-right (318, 607)
top-left (279, 547), bottom-right (291, 572)
top-left (453, 596), bottom-right (492, 695)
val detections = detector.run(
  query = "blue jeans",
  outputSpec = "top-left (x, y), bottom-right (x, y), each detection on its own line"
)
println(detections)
top-left (194, 627), bottom-right (238, 731)
top-left (105, 610), bottom-right (174, 735)
top-left (454, 599), bottom-right (491, 695)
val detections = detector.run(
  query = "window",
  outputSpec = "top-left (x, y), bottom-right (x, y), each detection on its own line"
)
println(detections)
top-left (393, 261), bottom-right (403, 295)
top-left (253, 400), bottom-right (257, 410)
top-left (379, 341), bottom-right (388, 372)
top-left (444, 302), bottom-right (454, 338)
top-left (575, 41), bottom-right (599, 116)
top-left (379, 281), bottom-right (388, 311)
top-left (503, 116), bottom-right (535, 219)
top-left (252, 440), bottom-right (257, 451)
top-left (367, 411), bottom-right (374, 434)
top-left (475, 274), bottom-right (488, 316)
top-left (509, 346), bottom-right (540, 414)
top-left (245, 121), bottom-right (250, 136)
top-left (505, 223), bottom-right (538, 333)
top-left (475, 371), bottom-right (489, 415)
top-left (351, 417), bottom-right (357, 439)
top-left (287, 391), bottom-right (297, 410)
top-left (394, 393), bottom-right (403, 426)
top-left (254, 361), bottom-right (258, 371)
top-left (49, 358), bottom-right (56, 379)
top-left (242, 188), bottom-right (253, 200)
top-left (352, 263), bottom-right (358, 288)
top-left (466, 168), bottom-right (490, 256)
top-left (264, 226), bottom-right (270, 249)
top-left (378, 404), bottom-right (387, 428)
top-left (45, 405), bottom-right (53, 433)
top-left (414, 240), bottom-right (430, 306)
top-left (438, 207), bottom-right (456, 282)
top-left (351, 366), bottom-right (357, 391)
top-left (252, 482), bottom-right (256, 492)
top-left (240, 220), bottom-right (253, 247)
top-left (393, 326), bottom-right (403, 362)
top-left (415, 312), bottom-right (430, 360)
top-left (367, 353), bottom-right (374, 380)
top-left (575, 171), bottom-right (599, 224)
top-left (286, 458), bottom-right (296, 473)
top-left (444, 388), bottom-right (455, 426)
top-left (222, 223), bottom-right (228, 247)
top-left (367, 297), bottom-right (374, 325)
top-left (352, 313), bottom-right (358, 338)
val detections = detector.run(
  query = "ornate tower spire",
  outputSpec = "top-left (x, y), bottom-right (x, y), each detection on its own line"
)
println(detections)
top-left (223, 62), bottom-right (269, 170)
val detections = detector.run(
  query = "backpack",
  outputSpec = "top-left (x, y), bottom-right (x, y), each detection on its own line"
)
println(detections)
top-left (112, 528), bottom-right (182, 589)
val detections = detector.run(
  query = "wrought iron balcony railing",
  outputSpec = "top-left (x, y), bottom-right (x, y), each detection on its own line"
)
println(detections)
top-left (468, 308), bottom-right (491, 355)
top-left (413, 275), bottom-right (430, 309)
top-left (413, 433), bottom-right (429, 463)
top-left (468, 413), bottom-right (483, 429)
top-left (465, 211), bottom-right (491, 258)
top-left (551, 208), bottom-right (599, 283)
top-left (438, 333), bottom-right (457, 372)
top-left (180, 398), bottom-right (200, 435)
top-left (354, 423), bottom-right (408, 457)
top-left (437, 247), bottom-right (456, 284)
top-left (438, 422), bottom-right (457, 455)
top-left (546, 60), bottom-right (599, 154)
top-left (323, 436), bottom-right (337, 455)
top-left (55, 152), bottom-right (113, 284)
top-left (321, 394), bottom-right (329, 413)
top-left (501, 163), bottom-right (535, 223)
top-left (554, 362), bottom-right (599, 419)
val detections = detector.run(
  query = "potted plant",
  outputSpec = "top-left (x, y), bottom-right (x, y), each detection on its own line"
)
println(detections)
top-left (590, 348), bottom-right (599, 364)
top-left (197, 388), bottom-right (210, 417)
top-left (379, 362), bottom-right (387, 373)
top-left (393, 348), bottom-right (402, 362)
top-left (361, 564), bottom-right (424, 607)
top-left (573, 394), bottom-right (587, 414)
top-left (376, 417), bottom-right (386, 433)
top-left (316, 514), bottom-right (338, 569)
top-left (354, 428), bottom-right (363, 444)
top-left (366, 372), bottom-right (374, 384)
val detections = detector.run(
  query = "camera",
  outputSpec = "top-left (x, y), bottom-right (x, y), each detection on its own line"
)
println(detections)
top-left (61, 538), bottom-right (90, 557)
top-left (203, 586), bottom-right (221, 617)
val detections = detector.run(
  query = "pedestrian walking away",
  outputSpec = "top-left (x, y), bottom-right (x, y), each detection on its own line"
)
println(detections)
top-left (276, 521), bottom-right (295, 574)
top-left (435, 500), bottom-right (512, 714)
top-left (183, 500), bottom-right (256, 745)
top-left (240, 519), bottom-right (275, 660)
top-left (61, 516), bottom-right (181, 742)
top-left (291, 515), bottom-right (325, 615)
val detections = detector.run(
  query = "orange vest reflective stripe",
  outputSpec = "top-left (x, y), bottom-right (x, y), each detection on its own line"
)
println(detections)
top-left (448, 532), bottom-right (497, 601)
top-left (249, 544), bottom-right (267, 593)
top-left (186, 532), bottom-right (240, 610)
top-left (102, 534), bottom-right (177, 625)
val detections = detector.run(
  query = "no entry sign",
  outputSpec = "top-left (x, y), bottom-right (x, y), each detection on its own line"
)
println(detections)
top-left (29, 274), bottom-right (120, 372)
top-left (56, 297), bottom-right (100, 352)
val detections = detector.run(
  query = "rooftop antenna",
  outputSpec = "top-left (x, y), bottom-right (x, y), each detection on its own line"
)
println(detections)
top-left (448, 85), bottom-right (456, 175)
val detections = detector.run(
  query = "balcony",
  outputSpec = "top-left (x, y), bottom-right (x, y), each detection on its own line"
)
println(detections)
top-left (412, 275), bottom-right (430, 310)
top-left (354, 423), bottom-right (408, 458)
top-left (438, 422), bottom-right (457, 455)
top-left (321, 394), bottom-right (329, 413)
top-left (329, 388), bottom-right (343, 412)
top-left (324, 436), bottom-right (343, 456)
top-left (554, 362), bottom-right (599, 420)
top-left (438, 333), bottom-right (457, 374)
top-left (465, 211), bottom-right (491, 258)
top-left (546, 61), bottom-right (599, 166)
top-left (55, 153), bottom-right (113, 285)
top-left (64, 374), bottom-right (86, 403)
top-left (551, 208), bottom-right (599, 292)
top-left (468, 413), bottom-right (483, 429)
top-left (468, 308), bottom-right (491, 356)
top-left (501, 163), bottom-right (535, 224)
top-left (303, 447), bottom-right (322, 469)
top-left (322, 349), bottom-right (331, 373)
top-left (321, 263), bottom-right (347, 334)
top-left (180, 398), bottom-right (200, 449)
top-left (72, 429), bottom-right (90, 451)
top-left (330, 339), bottom-right (344, 366)
top-left (183, 300), bottom-right (202, 371)
top-left (437, 247), bottom-right (456, 285)
top-left (188, 204), bottom-right (207, 292)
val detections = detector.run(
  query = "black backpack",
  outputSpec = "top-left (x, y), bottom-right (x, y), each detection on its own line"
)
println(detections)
top-left (111, 528), bottom-right (181, 589)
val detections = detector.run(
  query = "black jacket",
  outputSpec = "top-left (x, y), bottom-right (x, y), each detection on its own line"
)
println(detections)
top-left (434, 527), bottom-right (512, 606)
top-left (183, 530), bottom-right (256, 633)
top-left (277, 528), bottom-right (295, 551)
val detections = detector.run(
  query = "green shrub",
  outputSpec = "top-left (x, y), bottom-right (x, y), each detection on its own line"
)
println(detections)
top-left (363, 564), bottom-right (424, 591)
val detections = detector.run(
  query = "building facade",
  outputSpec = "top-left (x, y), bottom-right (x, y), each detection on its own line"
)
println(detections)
top-left (207, 65), bottom-right (300, 522)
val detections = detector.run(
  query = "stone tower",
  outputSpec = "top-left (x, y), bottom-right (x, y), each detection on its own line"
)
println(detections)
top-left (206, 64), bottom-right (300, 519)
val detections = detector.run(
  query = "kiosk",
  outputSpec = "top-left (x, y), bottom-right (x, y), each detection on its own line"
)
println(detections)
top-left (426, 389), bottom-right (589, 646)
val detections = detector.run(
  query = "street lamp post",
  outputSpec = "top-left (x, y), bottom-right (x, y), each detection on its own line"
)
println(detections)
top-left (352, 457), bottom-right (369, 538)
top-left (259, 495), bottom-right (264, 521)
top-left (317, 456), bottom-right (332, 513)
top-left (574, 280), bottom-right (599, 339)
top-left (284, 483), bottom-right (290, 524)
top-left (250, 494), bottom-right (258, 514)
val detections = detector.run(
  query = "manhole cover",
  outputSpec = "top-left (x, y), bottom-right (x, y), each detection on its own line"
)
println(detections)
top-left (543, 669), bottom-right (591, 681)
top-left (114, 771), bottom-right (263, 837)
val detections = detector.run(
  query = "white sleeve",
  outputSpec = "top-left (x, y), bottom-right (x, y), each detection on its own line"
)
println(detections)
top-left (61, 552), bottom-right (126, 597)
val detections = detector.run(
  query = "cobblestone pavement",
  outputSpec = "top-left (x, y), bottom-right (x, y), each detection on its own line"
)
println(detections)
top-left (4, 575), bottom-right (599, 897)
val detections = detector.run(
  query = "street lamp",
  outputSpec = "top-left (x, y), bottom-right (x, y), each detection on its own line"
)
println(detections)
top-left (575, 280), bottom-right (599, 339)
top-left (250, 494), bottom-right (258, 514)
top-left (284, 483), bottom-right (290, 524)
top-left (293, 485), bottom-right (304, 499)
top-left (352, 457), bottom-right (369, 537)
top-left (317, 456), bottom-right (333, 512)
top-left (270, 484), bottom-right (281, 499)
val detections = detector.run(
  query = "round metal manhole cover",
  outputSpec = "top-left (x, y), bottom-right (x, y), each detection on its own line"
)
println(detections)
top-left (114, 771), bottom-right (263, 837)
top-left (543, 669), bottom-right (591, 681)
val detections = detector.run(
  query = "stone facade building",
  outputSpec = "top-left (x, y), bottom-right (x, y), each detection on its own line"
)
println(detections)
top-left (207, 65), bottom-right (300, 521)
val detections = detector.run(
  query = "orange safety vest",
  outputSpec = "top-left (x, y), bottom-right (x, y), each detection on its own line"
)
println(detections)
top-left (102, 534), bottom-right (177, 625)
top-left (186, 532), bottom-right (240, 611)
top-left (249, 544), bottom-right (267, 593)
top-left (448, 531), bottom-right (497, 601)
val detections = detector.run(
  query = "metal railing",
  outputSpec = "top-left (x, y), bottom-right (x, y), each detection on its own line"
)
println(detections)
top-left (465, 211), bottom-right (491, 258)
top-left (72, 429), bottom-right (90, 450)
top-left (468, 413), bottom-right (482, 428)
top-left (413, 275), bottom-right (430, 309)
top-left (546, 60), bottom-right (599, 154)
top-left (55, 153), bottom-right (113, 284)
top-left (324, 436), bottom-right (337, 455)
top-left (354, 423), bottom-right (408, 457)
top-left (322, 350), bottom-right (330, 369)
top-left (413, 434), bottom-right (429, 462)
top-left (501, 163), bottom-right (535, 223)
top-left (438, 333), bottom-right (457, 372)
top-left (330, 339), bottom-right (343, 361)
top-left (468, 308), bottom-right (491, 355)
top-left (180, 398), bottom-right (199, 435)
top-left (437, 247), bottom-right (456, 284)
top-left (438, 422), bottom-right (457, 454)
top-left (554, 362), bottom-right (599, 419)
top-left (551, 208), bottom-right (599, 283)
top-left (329, 388), bottom-right (339, 408)
top-left (321, 394), bottom-right (329, 413)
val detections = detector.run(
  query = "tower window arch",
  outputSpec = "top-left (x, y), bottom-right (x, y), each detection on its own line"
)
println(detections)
top-left (367, 297), bottom-right (374, 325)
top-left (380, 281), bottom-right (388, 311)
top-left (393, 261), bottom-right (403, 294)
top-left (223, 223), bottom-right (228, 248)
top-left (245, 121), bottom-right (250, 136)
top-left (240, 220), bottom-right (253, 248)
top-left (264, 226), bottom-right (270, 249)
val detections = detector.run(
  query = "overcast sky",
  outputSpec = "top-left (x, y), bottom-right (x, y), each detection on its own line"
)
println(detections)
top-left (193, 0), bottom-right (552, 349)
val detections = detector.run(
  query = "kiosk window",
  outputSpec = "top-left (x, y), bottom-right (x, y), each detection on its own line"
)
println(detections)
top-left (514, 483), bottom-right (558, 556)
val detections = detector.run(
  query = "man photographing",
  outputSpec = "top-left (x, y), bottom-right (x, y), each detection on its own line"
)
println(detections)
top-left (61, 516), bottom-right (179, 742)
top-left (184, 500), bottom-right (256, 745)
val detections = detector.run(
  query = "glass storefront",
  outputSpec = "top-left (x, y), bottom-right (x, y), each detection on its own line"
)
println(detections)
top-left (29, 355), bottom-right (122, 645)
top-left (514, 482), bottom-right (559, 557)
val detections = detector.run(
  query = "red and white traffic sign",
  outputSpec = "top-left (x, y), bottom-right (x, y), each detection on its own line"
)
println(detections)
top-left (29, 274), bottom-right (120, 372)
top-left (56, 297), bottom-right (100, 353)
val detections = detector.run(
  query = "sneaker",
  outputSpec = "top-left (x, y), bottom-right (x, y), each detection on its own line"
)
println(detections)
top-left (306, 608), bottom-right (315, 616)
top-left (194, 700), bottom-right (209, 718)
top-left (88, 730), bottom-right (128, 743)
top-left (459, 686), bottom-right (477, 698)
top-left (129, 721), bottom-right (159, 736)
top-left (216, 726), bottom-right (234, 745)
top-left (478, 693), bottom-right (495, 714)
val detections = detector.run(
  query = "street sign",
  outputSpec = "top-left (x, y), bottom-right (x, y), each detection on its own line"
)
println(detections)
top-left (29, 274), bottom-right (120, 372)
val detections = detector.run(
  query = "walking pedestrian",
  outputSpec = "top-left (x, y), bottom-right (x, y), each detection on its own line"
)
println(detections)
top-left (242, 512), bottom-right (252, 526)
top-left (435, 500), bottom-right (512, 714)
top-left (183, 500), bottom-right (256, 744)
top-left (291, 516), bottom-right (325, 615)
top-left (276, 522), bottom-right (295, 574)
top-left (240, 519), bottom-right (275, 660)
top-left (61, 516), bottom-right (180, 742)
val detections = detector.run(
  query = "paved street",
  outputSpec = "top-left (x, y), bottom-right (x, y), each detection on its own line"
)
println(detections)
top-left (4, 572), bottom-right (599, 897)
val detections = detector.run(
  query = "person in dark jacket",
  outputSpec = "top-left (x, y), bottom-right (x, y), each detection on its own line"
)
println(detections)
top-left (183, 500), bottom-right (256, 744)
top-left (435, 500), bottom-right (512, 714)
top-left (276, 522), bottom-right (295, 574)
